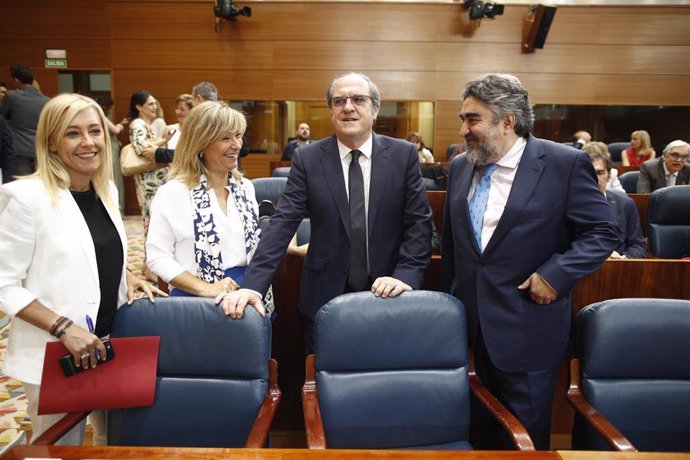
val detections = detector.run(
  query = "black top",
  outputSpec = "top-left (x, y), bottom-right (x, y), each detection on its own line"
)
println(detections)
top-left (71, 188), bottom-right (124, 337)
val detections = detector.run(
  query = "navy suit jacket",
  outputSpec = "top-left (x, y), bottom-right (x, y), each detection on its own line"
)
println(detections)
top-left (243, 134), bottom-right (432, 319)
top-left (606, 190), bottom-right (647, 258)
top-left (442, 136), bottom-right (619, 372)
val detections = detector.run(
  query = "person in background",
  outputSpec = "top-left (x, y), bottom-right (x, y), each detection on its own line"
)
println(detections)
top-left (587, 150), bottom-right (647, 258)
top-left (146, 102), bottom-right (272, 315)
top-left (192, 81), bottom-right (218, 106)
top-left (406, 132), bottom-right (434, 163)
top-left (281, 122), bottom-right (311, 162)
top-left (0, 65), bottom-right (49, 176)
top-left (570, 130), bottom-right (591, 150)
top-left (581, 141), bottom-right (624, 193)
top-left (0, 93), bottom-right (163, 445)
top-left (216, 72), bottom-right (432, 355)
top-left (637, 140), bottom-right (690, 192)
top-left (0, 81), bottom-right (8, 106)
top-left (95, 95), bottom-right (129, 213)
top-left (622, 130), bottom-right (655, 166)
top-left (442, 73), bottom-right (618, 450)
top-left (0, 115), bottom-right (14, 183)
top-left (144, 83), bottom-right (249, 164)
top-left (149, 97), bottom-right (167, 139)
top-left (127, 90), bottom-right (172, 280)
top-left (165, 93), bottom-right (193, 150)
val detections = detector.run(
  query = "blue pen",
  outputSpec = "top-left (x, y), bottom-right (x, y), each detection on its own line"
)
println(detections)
top-left (86, 315), bottom-right (100, 359)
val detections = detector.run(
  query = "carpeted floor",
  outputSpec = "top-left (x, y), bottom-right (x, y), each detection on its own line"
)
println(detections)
top-left (0, 216), bottom-right (146, 452)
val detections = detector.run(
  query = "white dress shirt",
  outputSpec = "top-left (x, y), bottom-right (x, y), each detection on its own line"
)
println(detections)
top-left (146, 178), bottom-right (259, 284)
top-left (468, 137), bottom-right (527, 252)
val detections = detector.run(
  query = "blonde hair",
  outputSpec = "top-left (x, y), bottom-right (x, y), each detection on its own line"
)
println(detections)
top-left (32, 93), bottom-right (115, 208)
top-left (167, 101), bottom-right (246, 187)
top-left (581, 141), bottom-right (609, 156)
top-left (631, 130), bottom-right (654, 155)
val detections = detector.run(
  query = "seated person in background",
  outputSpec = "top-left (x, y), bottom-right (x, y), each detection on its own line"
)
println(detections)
top-left (281, 122), bottom-right (311, 161)
top-left (587, 150), bottom-right (647, 259)
top-left (622, 129), bottom-right (655, 166)
top-left (637, 140), bottom-right (690, 193)
top-left (406, 132), bottom-right (434, 163)
top-left (581, 141), bottom-right (624, 193)
top-left (446, 141), bottom-right (467, 161)
top-left (570, 130), bottom-right (591, 150)
top-left (146, 102), bottom-right (271, 315)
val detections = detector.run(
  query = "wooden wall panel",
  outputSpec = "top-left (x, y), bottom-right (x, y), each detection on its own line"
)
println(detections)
top-left (2, 1), bottom-right (690, 155)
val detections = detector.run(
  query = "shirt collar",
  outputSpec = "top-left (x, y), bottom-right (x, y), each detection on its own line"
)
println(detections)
top-left (496, 136), bottom-right (527, 170)
top-left (338, 133), bottom-right (373, 161)
top-left (663, 162), bottom-right (677, 177)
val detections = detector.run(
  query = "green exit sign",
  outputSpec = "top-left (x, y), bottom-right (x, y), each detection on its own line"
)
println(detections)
top-left (44, 58), bottom-right (67, 68)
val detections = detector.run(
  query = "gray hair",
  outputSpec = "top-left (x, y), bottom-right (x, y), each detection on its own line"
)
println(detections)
top-left (461, 73), bottom-right (534, 137)
top-left (326, 72), bottom-right (381, 111)
top-left (663, 140), bottom-right (690, 156)
top-left (192, 81), bottom-right (218, 102)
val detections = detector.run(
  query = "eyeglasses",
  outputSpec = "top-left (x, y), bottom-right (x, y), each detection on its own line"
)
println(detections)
top-left (668, 151), bottom-right (690, 161)
top-left (332, 95), bottom-right (371, 108)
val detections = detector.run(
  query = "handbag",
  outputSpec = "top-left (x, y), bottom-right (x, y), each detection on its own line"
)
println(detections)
top-left (120, 144), bottom-right (162, 176)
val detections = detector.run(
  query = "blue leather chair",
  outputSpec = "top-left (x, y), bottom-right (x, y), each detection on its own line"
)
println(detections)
top-left (251, 177), bottom-right (287, 207)
top-left (618, 170), bottom-right (639, 194)
top-left (607, 142), bottom-right (631, 165)
top-left (106, 297), bottom-right (279, 447)
top-left (647, 185), bottom-right (690, 258)
top-left (568, 298), bottom-right (690, 452)
top-left (272, 166), bottom-right (291, 177)
top-left (302, 291), bottom-right (534, 450)
top-left (296, 217), bottom-right (311, 245)
top-left (32, 297), bottom-right (280, 447)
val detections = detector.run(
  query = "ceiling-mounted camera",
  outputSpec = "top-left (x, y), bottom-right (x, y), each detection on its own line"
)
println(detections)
top-left (463, 0), bottom-right (504, 21)
top-left (214, 0), bottom-right (251, 21)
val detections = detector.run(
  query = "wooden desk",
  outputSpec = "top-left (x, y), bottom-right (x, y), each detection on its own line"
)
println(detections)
top-left (2, 445), bottom-right (559, 459)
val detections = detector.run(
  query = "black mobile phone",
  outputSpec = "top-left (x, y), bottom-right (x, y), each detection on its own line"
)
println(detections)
top-left (59, 341), bottom-right (115, 377)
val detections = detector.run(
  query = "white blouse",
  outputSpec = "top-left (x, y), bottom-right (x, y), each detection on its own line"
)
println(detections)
top-left (146, 178), bottom-right (259, 284)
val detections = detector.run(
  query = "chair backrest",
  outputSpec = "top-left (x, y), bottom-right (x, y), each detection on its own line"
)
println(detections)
top-left (251, 177), bottom-right (288, 207)
top-left (272, 166), bottom-right (291, 177)
top-left (108, 297), bottom-right (272, 447)
top-left (607, 142), bottom-right (631, 164)
top-left (618, 170), bottom-right (639, 194)
top-left (296, 217), bottom-right (311, 245)
top-left (314, 291), bottom-right (471, 449)
top-left (573, 298), bottom-right (690, 452)
top-left (647, 185), bottom-right (690, 258)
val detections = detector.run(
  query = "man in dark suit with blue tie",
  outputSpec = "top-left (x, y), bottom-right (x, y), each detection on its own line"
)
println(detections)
top-left (217, 72), bottom-right (432, 352)
top-left (441, 74), bottom-right (619, 450)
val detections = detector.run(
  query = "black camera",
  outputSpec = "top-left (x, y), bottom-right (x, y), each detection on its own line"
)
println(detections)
top-left (465, 0), bottom-right (504, 20)
top-left (214, 0), bottom-right (251, 21)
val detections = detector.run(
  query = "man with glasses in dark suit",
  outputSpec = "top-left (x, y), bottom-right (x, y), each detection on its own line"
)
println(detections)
top-left (216, 72), bottom-right (432, 353)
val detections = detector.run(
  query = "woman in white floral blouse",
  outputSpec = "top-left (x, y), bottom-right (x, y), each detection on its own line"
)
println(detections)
top-left (145, 102), bottom-right (272, 315)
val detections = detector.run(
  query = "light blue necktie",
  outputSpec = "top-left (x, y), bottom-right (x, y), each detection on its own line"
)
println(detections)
top-left (469, 163), bottom-right (499, 250)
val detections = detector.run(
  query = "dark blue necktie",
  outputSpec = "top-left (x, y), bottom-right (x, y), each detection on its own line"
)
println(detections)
top-left (348, 150), bottom-right (368, 291)
top-left (469, 163), bottom-right (498, 250)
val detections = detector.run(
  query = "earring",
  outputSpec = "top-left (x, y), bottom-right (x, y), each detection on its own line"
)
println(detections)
top-left (198, 151), bottom-right (204, 158)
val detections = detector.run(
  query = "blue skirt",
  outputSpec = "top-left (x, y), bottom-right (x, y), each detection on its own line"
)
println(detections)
top-left (169, 266), bottom-right (247, 297)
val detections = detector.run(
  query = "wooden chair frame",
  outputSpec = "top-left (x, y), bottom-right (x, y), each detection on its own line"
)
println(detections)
top-left (565, 358), bottom-right (638, 452)
top-left (33, 358), bottom-right (281, 448)
top-left (302, 354), bottom-right (535, 451)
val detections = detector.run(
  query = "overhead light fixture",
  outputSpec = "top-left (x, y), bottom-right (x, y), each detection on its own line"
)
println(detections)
top-left (463, 0), bottom-right (504, 23)
top-left (214, 0), bottom-right (251, 26)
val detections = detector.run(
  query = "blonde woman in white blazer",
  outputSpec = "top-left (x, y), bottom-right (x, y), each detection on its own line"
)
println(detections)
top-left (0, 94), bottom-right (163, 445)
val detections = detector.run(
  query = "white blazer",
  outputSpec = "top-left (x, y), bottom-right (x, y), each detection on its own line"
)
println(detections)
top-left (0, 178), bottom-right (128, 384)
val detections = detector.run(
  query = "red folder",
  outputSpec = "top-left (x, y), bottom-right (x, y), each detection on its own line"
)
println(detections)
top-left (38, 336), bottom-right (160, 415)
